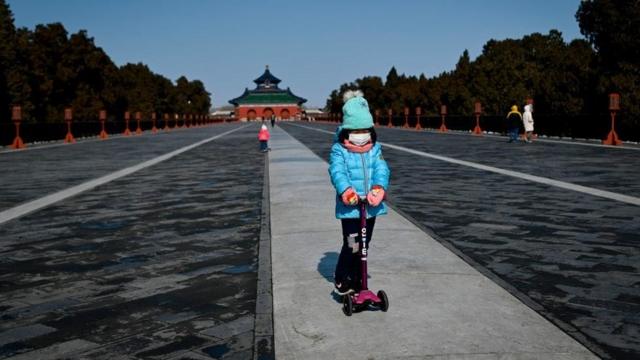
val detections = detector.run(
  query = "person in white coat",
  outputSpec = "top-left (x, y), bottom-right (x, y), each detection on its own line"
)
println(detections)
top-left (523, 104), bottom-right (534, 143)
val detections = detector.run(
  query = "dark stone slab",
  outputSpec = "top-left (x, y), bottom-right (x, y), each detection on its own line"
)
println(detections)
top-left (0, 125), bottom-right (243, 212)
top-left (0, 124), bottom-right (265, 358)
top-left (0, 324), bottom-right (56, 347)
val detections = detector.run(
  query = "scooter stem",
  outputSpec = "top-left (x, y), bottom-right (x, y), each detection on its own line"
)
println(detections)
top-left (360, 200), bottom-right (368, 291)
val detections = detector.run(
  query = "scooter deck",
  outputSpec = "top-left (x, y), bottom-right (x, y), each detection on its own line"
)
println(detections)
top-left (352, 289), bottom-right (382, 305)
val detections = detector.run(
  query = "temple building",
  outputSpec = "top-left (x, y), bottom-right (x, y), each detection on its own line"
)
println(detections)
top-left (229, 66), bottom-right (307, 120)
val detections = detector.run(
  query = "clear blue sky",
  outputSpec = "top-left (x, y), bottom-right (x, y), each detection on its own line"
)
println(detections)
top-left (8, 0), bottom-right (583, 108)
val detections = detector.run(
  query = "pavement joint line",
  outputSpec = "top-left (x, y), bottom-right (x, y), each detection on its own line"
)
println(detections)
top-left (418, 129), bottom-right (640, 150)
top-left (0, 124), bottom-right (234, 154)
top-left (530, 137), bottom-right (640, 150)
top-left (0, 126), bottom-right (184, 154)
top-left (254, 148), bottom-right (274, 359)
top-left (343, 122), bottom-right (640, 151)
top-left (290, 123), bottom-right (640, 207)
top-left (0, 124), bottom-right (249, 226)
top-left (0, 133), bottom-right (140, 154)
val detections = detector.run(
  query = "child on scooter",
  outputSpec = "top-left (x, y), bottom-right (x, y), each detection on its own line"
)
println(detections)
top-left (329, 90), bottom-right (390, 295)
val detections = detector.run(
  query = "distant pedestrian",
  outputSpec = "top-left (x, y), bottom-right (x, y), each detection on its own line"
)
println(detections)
top-left (523, 104), bottom-right (534, 143)
top-left (329, 90), bottom-right (390, 295)
top-left (258, 124), bottom-right (270, 152)
top-left (270, 114), bottom-right (276, 128)
top-left (506, 105), bottom-right (522, 143)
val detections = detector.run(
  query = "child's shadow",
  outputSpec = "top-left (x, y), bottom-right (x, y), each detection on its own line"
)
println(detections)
top-left (318, 251), bottom-right (373, 304)
top-left (317, 252), bottom-right (342, 303)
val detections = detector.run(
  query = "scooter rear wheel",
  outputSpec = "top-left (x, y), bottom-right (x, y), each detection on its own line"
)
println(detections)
top-left (377, 290), bottom-right (389, 312)
top-left (342, 295), bottom-right (353, 316)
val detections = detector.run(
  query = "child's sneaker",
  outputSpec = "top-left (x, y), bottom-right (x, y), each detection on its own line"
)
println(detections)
top-left (333, 282), bottom-right (354, 296)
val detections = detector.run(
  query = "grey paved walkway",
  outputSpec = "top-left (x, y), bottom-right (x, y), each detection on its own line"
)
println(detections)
top-left (268, 126), bottom-right (598, 359)
top-left (282, 121), bottom-right (640, 359)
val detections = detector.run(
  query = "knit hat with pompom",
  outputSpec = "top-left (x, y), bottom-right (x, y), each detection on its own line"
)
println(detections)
top-left (341, 90), bottom-right (374, 130)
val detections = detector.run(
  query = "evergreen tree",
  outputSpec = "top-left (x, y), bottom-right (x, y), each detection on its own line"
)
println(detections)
top-left (577, 0), bottom-right (640, 124)
top-left (576, 0), bottom-right (640, 70)
top-left (329, 31), bottom-right (600, 118)
top-left (0, 0), bottom-right (16, 122)
top-left (0, 0), bottom-right (212, 125)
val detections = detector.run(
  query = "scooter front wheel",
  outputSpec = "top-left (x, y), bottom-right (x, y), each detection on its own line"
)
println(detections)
top-left (342, 295), bottom-right (353, 316)
top-left (377, 290), bottom-right (389, 312)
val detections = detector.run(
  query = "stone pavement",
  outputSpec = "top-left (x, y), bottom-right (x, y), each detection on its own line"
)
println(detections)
top-left (0, 128), bottom-right (240, 213)
top-left (0, 123), bottom-right (265, 359)
top-left (268, 125), bottom-right (597, 359)
top-left (280, 122), bottom-right (640, 359)
top-left (1, 120), bottom-right (638, 359)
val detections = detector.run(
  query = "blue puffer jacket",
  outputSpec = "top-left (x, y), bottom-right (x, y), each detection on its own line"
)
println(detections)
top-left (329, 139), bottom-right (390, 219)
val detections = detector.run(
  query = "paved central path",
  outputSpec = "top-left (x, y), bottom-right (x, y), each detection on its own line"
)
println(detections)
top-left (269, 126), bottom-right (598, 359)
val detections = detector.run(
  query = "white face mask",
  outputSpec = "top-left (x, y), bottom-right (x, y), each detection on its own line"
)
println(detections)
top-left (348, 132), bottom-right (371, 146)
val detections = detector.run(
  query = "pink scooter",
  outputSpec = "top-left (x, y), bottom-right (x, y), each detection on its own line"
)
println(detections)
top-left (342, 197), bottom-right (389, 316)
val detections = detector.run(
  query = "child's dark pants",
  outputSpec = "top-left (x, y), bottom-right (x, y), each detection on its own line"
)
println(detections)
top-left (335, 217), bottom-right (376, 290)
top-left (259, 140), bottom-right (268, 151)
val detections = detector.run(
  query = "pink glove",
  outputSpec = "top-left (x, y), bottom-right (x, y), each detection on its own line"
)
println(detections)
top-left (367, 186), bottom-right (385, 207)
top-left (341, 188), bottom-right (358, 206)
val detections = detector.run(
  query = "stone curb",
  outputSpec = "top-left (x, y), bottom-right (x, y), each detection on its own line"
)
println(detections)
top-left (254, 151), bottom-right (274, 360)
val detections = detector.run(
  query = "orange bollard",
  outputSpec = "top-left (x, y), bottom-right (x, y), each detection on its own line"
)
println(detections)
top-left (135, 112), bottom-right (142, 135)
top-left (473, 102), bottom-right (482, 135)
top-left (403, 107), bottom-right (409, 128)
top-left (10, 106), bottom-right (26, 149)
top-left (99, 110), bottom-right (108, 139)
top-left (163, 113), bottom-right (169, 131)
top-left (387, 109), bottom-right (393, 128)
top-left (473, 115), bottom-right (482, 135)
top-left (415, 107), bottom-right (422, 131)
top-left (602, 93), bottom-right (622, 146)
top-left (602, 111), bottom-right (622, 145)
top-left (64, 108), bottom-right (76, 143)
top-left (151, 112), bottom-right (158, 133)
top-left (123, 111), bottom-right (132, 136)
top-left (439, 105), bottom-right (448, 132)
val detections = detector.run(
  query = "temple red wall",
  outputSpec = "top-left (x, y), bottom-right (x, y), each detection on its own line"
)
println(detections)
top-left (236, 105), bottom-right (300, 120)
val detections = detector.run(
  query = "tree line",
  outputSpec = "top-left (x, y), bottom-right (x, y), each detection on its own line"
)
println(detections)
top-left (0, 0), bottom-right (211, 123)
top-left (326, 0), bottom-right (639, 135)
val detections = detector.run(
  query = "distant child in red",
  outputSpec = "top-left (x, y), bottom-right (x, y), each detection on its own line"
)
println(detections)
top-left (258, 124), bottom-right (270, 152)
